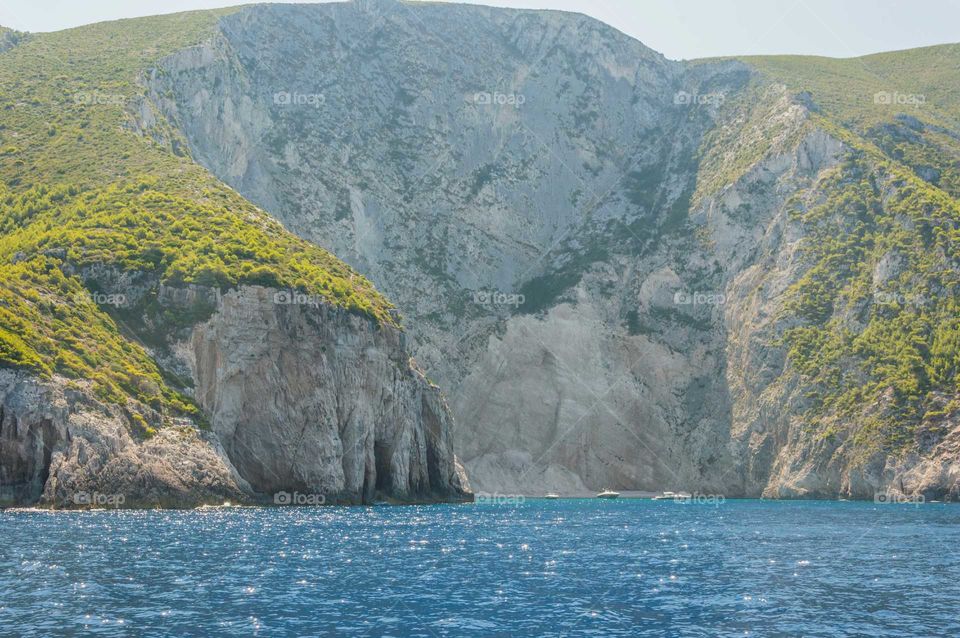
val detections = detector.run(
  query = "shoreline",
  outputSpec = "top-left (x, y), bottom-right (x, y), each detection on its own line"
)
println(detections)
top-left (2, 495), bottom-right (954, 512)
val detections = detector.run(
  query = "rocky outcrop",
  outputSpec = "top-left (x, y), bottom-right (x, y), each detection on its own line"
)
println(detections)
top-left (0, 369), bottom-right (250, 508)
top-left (0, 284), bottom-right (470, 508)
top-left (182, 285), bottom-right (469, 503)
top-left (0, 27), bottom-right (27, 54)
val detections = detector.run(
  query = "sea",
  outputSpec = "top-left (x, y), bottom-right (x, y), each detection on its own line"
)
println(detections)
top-left (2, 498), bottom-right (958, 637)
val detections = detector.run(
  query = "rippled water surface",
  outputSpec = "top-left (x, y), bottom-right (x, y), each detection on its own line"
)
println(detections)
top-left (2, 499), bottom-right (959, 636)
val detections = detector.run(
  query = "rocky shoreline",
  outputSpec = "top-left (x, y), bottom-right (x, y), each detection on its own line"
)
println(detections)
top-left (0, 285), bottom-right (471, 509)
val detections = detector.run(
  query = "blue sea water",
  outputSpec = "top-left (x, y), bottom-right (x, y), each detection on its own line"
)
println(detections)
top-left (1, 499), bottom-right (959, 637)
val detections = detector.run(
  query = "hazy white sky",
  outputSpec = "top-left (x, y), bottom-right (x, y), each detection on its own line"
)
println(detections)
top-left (1, 0), bottom-right (958, 60)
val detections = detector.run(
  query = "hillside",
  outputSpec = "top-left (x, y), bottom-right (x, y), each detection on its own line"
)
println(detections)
top-left (0, 8), bottom-right (469, 507)
top-left (0, 10), bottom-right (400, 414)
top-left (740, 49), bottom-right (960, 459)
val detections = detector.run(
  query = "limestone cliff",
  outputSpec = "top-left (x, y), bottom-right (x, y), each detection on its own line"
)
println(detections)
top-left (139, 1), bottom-right (960, 500)
top-left (0, 283), bottom-right (470, 507)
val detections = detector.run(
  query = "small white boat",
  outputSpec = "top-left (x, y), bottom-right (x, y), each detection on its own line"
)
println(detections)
top-left (544, 493), bottom-right (560, 499)
top-left (653, 491), bottom-right (691, 501)
top-left (196, 500), bottom-right (236, 510)
top-left (596, 489), bottom-right (620, 499)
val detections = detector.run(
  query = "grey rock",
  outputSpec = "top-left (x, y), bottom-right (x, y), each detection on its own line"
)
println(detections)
top-left (0, 284), bottom-right (470, 508)
top-left (129, 2), bottom-right (959, 500)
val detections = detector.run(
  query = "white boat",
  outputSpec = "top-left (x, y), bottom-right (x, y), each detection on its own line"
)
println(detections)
top-left (596, 489), bottom-right (620, 499)
top-left (653, 491), bottom-right (691, 501)
top-left (544, 493), bottom-right (560, 499)
top-left (196, 500), bottom-right (236, 510)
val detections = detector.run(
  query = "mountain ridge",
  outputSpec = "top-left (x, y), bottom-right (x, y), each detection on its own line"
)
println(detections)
top-left (2, 1), bottom-right (959, 502)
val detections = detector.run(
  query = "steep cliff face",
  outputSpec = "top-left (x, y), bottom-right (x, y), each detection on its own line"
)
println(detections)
top-left (455, 92), bottom-right (833, 496)
top-left (0, 281), bottom-right (469, 508)
top-left (141, 1), bottom-right (960, 500)
top-left (0, 368), bottom-right (250, 508)
top-left (183, 285), bottom-right (468, 503)
top-left (141, 1), bottom-right (749, 494)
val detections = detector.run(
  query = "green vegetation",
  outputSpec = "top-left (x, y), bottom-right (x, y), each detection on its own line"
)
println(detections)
top-left (745, 45), bottom-right (960, 131)
top-left (0, 254), bottom-right (201, 414)
top-left (0, 180), bottom-right (392, 317)
top-left (779, 152), bottom-right (960, 449)
top-left (0, 9), bottom-right (394, 426)
top-left (739, 45), bottom-right (960, 452)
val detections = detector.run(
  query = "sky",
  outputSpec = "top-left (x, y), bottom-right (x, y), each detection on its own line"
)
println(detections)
top-left (1, 0), bottom-right (958, 60)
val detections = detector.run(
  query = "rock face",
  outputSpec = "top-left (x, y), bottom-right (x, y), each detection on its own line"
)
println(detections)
top-left (0, 369), bottom-right (250, 508)
top-left (141, 1), bottom-right (740, 495)
top-left (0, 284), bottom-right (470, 507)
top-left (140, 1), bottom-right (960, 499)
top-left (186, 286), bottom-right (469, 503)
